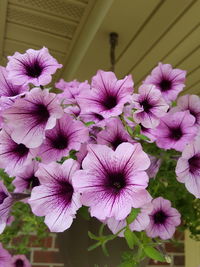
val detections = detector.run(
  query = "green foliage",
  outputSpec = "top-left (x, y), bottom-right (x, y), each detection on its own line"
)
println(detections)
top-left (143, 246), bottom-right (165, 262)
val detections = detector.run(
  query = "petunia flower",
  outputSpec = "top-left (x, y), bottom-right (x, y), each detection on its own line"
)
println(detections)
top-left (6, 47), bottom-right (62, 86)
top-left (106, 202), bottom-right (153, 236)
top-left (96, 118), bottom-right (136, 150)
top-left (3, 88), bottom-right (63, 148)
top-left (56, 79), bottom-right (90, 105)
top-left (13, 161), bottom-right (40, 193)
top-left (145, 197), bottom-right (181, 240)
top-left (172, 95), bottom-right (200, 128)
top-left (0, 67), bottom-right (28, 110)
top-left (73, 143), bottom-right (151, 221)
top-left (143, 63), bottom-right (186, 103)
top-left (0, 243), bottom-right (12, 267)
top-left (38, 113), bottom-right (89, 163)
top-left (132, 85), bottom-right (169, 128)
top-left (176, 137), bottom-right (200, 198)
top-left (29, 159), bottom-right (82, 232)
top-left (154, 111), bottom-right (197, 151)
top-left (146, 155), bottom-right (161, 178)
top-left (0, 126), bottom-right (38, 176)
top-left (140, 125), bottom-right (156, 143)
top-left (11, 255), bottom-right (31, 267)
top-left (77, 70), bottom-right (133, 119)
top-left (0, 181), bottom-right (13, 234)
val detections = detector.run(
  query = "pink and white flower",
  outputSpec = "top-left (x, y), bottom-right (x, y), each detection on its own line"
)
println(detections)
top-left (143, 63), bottom-right (186, 103)
top-left (29, 159), bottom-right (82, 232)
top-left (11, 255), bottom-right (31, 267)
top-left (73, 143), bottom-right (151, 221)
top-left (146, 197), bottom-right (181, 240)
top-left (97, 118), bottom-right (136, 150)
top-left (154, 111), bottom-right (197, 151)
top-left (77, 70), bottom-right (133, 119)
top-left (0, 243), bottom-right (12, 267)
top-left (132, 85), bottom-right (169, 128)
top-left (38, 114), bottom-right (89, 163)
top-left (6, 47), bottom-right (62, 86)
top-left (176, 138), bottom-right (200, 198)
top-left (3, 88), bottom-right (63, 148)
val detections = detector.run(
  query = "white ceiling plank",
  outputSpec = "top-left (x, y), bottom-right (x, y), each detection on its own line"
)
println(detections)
top-left (75, 0), bottom-right (160, 81)
top-left (6, 23), bottom-right (70, 53)
top-left (131, 1), bottom-right (200, 86)
top-left (114, 0), bottom-right (194, 78)
top-left (0, 0), bottom-right (8, 61)
top-left (61, 0), bottom-right (114, 81)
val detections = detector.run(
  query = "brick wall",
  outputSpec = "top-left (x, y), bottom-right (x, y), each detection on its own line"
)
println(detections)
top-left (19, 231), bottom-right (184, 267)
top-left (29, 234), bottom-right (64, 267)
top-left (147, 231), bottom-right (185, 267)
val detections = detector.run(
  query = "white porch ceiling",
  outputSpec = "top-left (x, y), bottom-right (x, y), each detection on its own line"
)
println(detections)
top-left (0, 0), bottom-right (199, 95)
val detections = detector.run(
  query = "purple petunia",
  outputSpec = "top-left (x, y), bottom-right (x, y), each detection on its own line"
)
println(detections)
top-left (106, 202), bottom-right (153, 236)
top-left (0, 181), bottom-right (13, 234)
top-left (132, 85), bottom-right (169, 128)
top-left (143, 63), bottom-right (186, 103)
top-left (13, 161), bottom-right (40, 193)
top-left (172, 94), bottom-right (200, 128)
top-left (0, 67), bottom-right (28, 110)
top-left (0, 243), bottom-right (12, 267)
top-left (77, 70), bottom-right (133, 119)
top-left (38, 113), bottom-right (89, 163)
top-left (6, 47), bottom-right (62, 86)
top-left (146, 155), bottom-right (161, 179)
top-left (0, 126), bottom-right (38, 176)
top-left (146, 197), bottom-right (181, 240)
top-left (73, 143), bottom-right (151, 221)
top-left (56, 79), bottom-right (90, 105)
top-left (11, 255), bottom-right (31, 267)
top-left (3, 88), bottom-right (63, 148)
top-left (154, 111), bottom-right (197, 151)
top-left (96, 118), bottom-right (136, 150)
top-left (176, 137), bottom-right (200, 198)
top-left (29, 159), bottom-right (82, 232)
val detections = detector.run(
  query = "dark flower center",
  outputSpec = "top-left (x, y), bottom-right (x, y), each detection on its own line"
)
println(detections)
top-left (94, 113), bottom-right (104, 121)
top-left (52, 134), bottom-right (68, 150)
top-left (188, 154), bottom-right (200, 174)
top-left (57, 180), bottom-right (74, 205)
top-left (35, 104), bottom-right (50, 124)
top-left (106, 171), bottom-right (126, 194)
top-left (170, 127), bottom-right (183, 140)
top-left (103, 94), bottom-right (117, 110)
top-left (0, 191), bottom-right (8, 204)
top-left (25, 59), bottom-right (43, 78)
top-left (15, 259), bottom-right (24, 267)
top-left (159, 79), bottom-right (172, 92)
top-left (29, 176), bottom-right (40, 189)
top-left (140, 99), bottom-right (153, 112)
top-left (153, 210), bottom-right (168, 224)
top-left (111, 136), bottom-right (125, 150)
top-left (14, 143), bottom-right (29, 157)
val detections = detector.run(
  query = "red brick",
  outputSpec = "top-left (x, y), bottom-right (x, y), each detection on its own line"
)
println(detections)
top-left (12, 235), bottom-right (52, 248)
top-left (54, 236), bottom-right (59, 249)
top-left (33, 251), bottom-right (64, 263)
top-left (148, 259), bottom-right (170, 265)
top-left (174, 255), bottom-right (185, 265)
top-left (29, 235), bottom-right (52, 248)
top-left (165, 242), bottom-right (184, 253)
top-left (32, 265), bottom-right (51, 267)
top-left (174, 230), bottom-right (184, 240)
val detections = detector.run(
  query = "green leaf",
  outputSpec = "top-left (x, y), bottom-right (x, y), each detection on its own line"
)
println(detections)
top-left (124, 228), bottom-right (135, 249)
top-left (143, 246), bottom-right (166, 262)
top-left (88, 231), bottom-right (100, 241)
top-left (84, 121), bottom-right (95, 127)
top-left (88, 241), bottom-right (101, 251)
top-left (134, 124), bottom-right (141, 135)
top-left (79, 206), bottom-right (90, 220)
top-left (102, 242), bottom-right (109, 256)
top-left (126, 208), bottom-right (140, 225)
top-left (69, 149), bottom-right (77, 160)
top-left (126, 126), bottom-right (134, 136)
top-left (135, 134), bottom-right (150, 141)
top-left (127, 117), bottom-right (134, 122)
